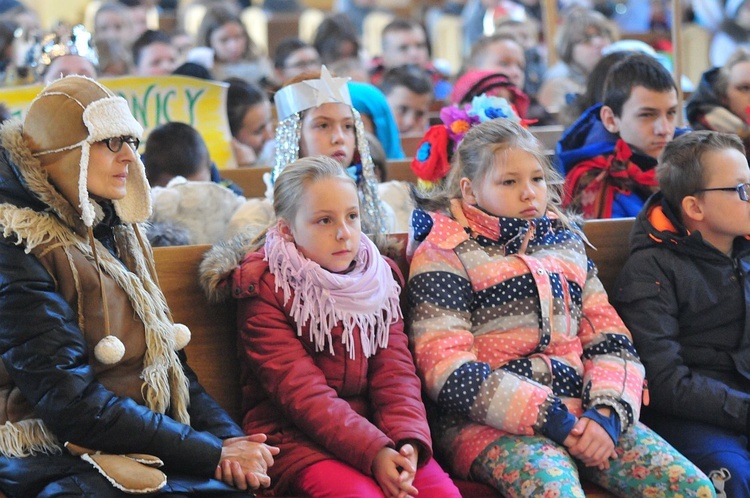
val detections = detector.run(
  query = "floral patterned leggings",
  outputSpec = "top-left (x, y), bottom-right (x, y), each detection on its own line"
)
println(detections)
top-left (469, 422), bottom-right (716, 498)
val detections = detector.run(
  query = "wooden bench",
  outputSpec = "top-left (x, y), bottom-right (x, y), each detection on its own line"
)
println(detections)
top-left (385, 158), bottom-right (418, 183)
top-left (155, 219), bottom-right (636, 496)
top-left (530, 124), bottom-right (564, 151)
top-left (401, 135), bottom-right (423, 158)
top-left (220, 167), bottom-right (270, 199)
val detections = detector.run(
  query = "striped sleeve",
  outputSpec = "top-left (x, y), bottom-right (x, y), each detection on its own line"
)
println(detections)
top-left (578, 259), bottom-right (645, 430)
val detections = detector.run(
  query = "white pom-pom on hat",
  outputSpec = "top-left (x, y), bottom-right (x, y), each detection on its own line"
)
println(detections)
top-left (94, 335), bottom-right (125, 364)
top-left (173, 323), bottom-right (191, 351)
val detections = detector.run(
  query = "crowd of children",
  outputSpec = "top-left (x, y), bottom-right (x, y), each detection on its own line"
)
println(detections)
top-left (5, 0), bottom-right (750, 496)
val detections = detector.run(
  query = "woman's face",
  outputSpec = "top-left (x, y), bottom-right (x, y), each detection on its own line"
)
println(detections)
top-left (236, 101), bottom-right (274, 154)
top-left (210, 21), bottom-right (247, 63)
top-left (571, 29), bottom-right (610, 75)
top-left (299, 103), bottom-right (356, 166)
top-left (87, 138), bottom-right (138, 201)
top-left (726, 60), bottom-right (750, 122)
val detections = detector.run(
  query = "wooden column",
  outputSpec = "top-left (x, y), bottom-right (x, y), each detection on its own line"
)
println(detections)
top-left (542, 0), bottom-right (558, 66)
top-left (672, 0), bottom-right (684, 126)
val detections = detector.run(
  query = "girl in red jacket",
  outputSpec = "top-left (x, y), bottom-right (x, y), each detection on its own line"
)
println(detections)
top-left (202, 155), bottom-right (460, 497)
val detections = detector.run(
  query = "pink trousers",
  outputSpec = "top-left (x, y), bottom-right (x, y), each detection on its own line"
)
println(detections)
top-left (291, 457), bottom-right (462, 498)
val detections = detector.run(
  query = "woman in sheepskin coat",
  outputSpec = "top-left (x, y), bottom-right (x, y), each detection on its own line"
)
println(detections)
top-left (0, 76), bottom-right (276, 497)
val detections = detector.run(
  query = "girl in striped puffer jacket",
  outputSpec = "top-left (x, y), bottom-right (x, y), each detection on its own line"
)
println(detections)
top-left (406, 118), bottom-right (715, 498)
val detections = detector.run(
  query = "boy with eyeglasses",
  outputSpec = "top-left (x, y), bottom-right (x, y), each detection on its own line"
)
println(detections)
top-left (613, 130), bottom-right (750, 497)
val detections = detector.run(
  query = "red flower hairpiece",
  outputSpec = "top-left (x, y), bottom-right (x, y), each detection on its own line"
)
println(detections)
top-left (410, 125), bottom-right (451, 183)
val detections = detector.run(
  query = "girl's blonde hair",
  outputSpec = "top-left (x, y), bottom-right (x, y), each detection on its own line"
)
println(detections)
top-left (243, 155), bottom-right (357, 253)
top-left (417, 119), bottom-right (572, 227)
top-left (273, 155), bottom-right (356, 224)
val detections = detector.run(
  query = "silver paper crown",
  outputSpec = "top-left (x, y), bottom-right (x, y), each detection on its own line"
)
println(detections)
top-left (272, 68), bottom-right (388, 234)
top-left (274, 65), bottom-right (352, 121)
top-left (25, 24), bottom-right (98, 78)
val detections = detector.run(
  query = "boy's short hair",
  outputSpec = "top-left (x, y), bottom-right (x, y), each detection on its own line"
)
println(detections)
top-left (379, 65), bottom-right (433, 96)
top-left (274, 37), bottom-right (310, 70)
top-left (467, 33), bottom-right (523, 68)
top-left (144, 122), bottom-right (210, 185)
top-left (132, 29), bottom-right (171, 67)
top-left (382, 18), bottom-right (422, 40)
top-left (312, 13), bottom-right (360, 65)
top-left (657, 131), bottom-right (746, 214)
top-left (602, 53), bottom-right (677, 117)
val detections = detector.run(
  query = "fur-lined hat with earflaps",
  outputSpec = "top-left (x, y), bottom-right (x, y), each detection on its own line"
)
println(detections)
top-left (23, 75), bottom-right (151, 228)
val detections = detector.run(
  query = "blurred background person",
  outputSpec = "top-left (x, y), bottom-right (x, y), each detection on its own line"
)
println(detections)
top-left (379, 64), bottom-right (434, 136)
top-left (195, 3), bottom-right (271, 85)
top-left (226, 77), bottom-right (275, 167)
top-left (95, 38), bottom-right (133, 77)
top-left (537, 7), bottom-right (615, 113)
top-left (273, 37), bottom-right (321, 85)
top-left (93, 2), bottom-right (136, 49)
top-left (312, 13), bottom-right (361, 66)
top-left (131, 29), bottom-right (178, 76)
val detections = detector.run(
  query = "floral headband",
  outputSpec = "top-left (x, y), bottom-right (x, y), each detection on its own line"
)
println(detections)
top-left (411, 94), bottom-right (534, 189)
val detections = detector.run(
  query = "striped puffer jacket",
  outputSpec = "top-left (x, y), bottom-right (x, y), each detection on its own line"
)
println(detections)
top-left (407, 201), bottom-right (644, 477)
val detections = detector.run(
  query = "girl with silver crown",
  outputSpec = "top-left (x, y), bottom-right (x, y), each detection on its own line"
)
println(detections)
top-left (228, 66), bottom-right (395, 237)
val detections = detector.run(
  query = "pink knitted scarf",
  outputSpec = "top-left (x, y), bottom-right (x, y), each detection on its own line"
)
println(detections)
top-left (265, 227), bottom-right (401, 358)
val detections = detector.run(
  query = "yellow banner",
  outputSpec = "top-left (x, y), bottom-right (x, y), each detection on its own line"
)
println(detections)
top-left (0, 75), bottom-right (236, 169)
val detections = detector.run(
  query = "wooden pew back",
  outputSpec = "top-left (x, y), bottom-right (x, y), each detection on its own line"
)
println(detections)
top-left (154, 244), bottom-right (242, 422)
top-left (530, 124), bottom-right (564, 151)
top-left (582, 217), bottom-right (634, 295)
top-left (221, 167), bottom-right (270, 199)
top-left (222, 161), bottom-right (420, 199)
top-left (401, 135), bottom-right (422, 157)
top-left (385, 159), bottom-right (417, 183)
